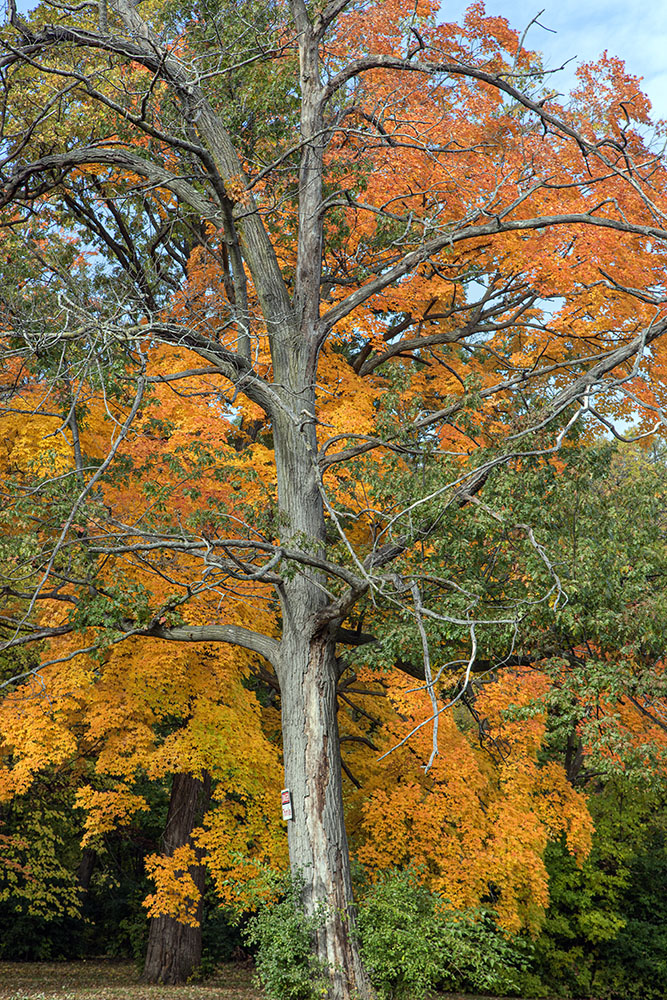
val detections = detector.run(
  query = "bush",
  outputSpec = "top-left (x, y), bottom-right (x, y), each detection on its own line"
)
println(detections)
top-left (244, 874), bottom-right (329, 1000)
top-left (533, 788), bottom-right (667, 999)
top-left (356, 870), bottom-right (444, 999)
top-left (356, 869), bottom-right (529, 999)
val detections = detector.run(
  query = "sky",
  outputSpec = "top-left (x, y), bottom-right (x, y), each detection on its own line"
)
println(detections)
top-left (443, 1), bottom-right (667, 120)
top-left (13, 0), bottom-right (667, 120)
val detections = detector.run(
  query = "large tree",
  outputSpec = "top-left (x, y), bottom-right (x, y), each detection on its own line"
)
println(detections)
top-left (2, 0), bottom-right (667, 995)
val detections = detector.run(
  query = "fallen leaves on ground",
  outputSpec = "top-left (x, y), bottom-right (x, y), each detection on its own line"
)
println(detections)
top-left (0, 961), bottom-right (531, 1000)
top-left (0, 960), bottom-right (263, 1000)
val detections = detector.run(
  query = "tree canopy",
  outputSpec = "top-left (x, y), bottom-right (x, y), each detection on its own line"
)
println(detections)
top-left (2, 0), bottom-right (667, 994)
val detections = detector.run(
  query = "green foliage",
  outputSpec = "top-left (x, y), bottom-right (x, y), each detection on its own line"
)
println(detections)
top-left (603, 825), bottom-right (667, 998)
top-left (0, 794), bottom-right (81, 924)
top-left (534, 781), bottom-right (667, 998)
top-left (244, 874), bottom-right (329, 1000)
top-left (0, 907), bottom-right (83, 961)
top-left (0, 770), bottom-right (164, 962)
top-left (70, 580), bottom-right (153, 636)
top-left (0, 785), bottom-right (83, 960)
top-left (356, 869), bottom-right (529, 999)
top-left (356, 870), bottom-right (442, 1000)
top-left (200, 879), bottom-right (248, 969)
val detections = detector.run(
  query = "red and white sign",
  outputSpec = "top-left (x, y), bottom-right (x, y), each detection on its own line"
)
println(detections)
top-left (280, 788), bottom-right (293, 821)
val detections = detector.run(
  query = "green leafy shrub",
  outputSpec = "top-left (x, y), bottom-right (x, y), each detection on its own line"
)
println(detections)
top-left (438, 907), bottom-right (532, 996)
top-left (244, 874), bottom-right (329, 1000)
top-left (356, 869), bottom-right (444, 999)
top-left (602, 826), bottom-right (667, 998)
top-left (356, 869), bottom-right (528, 998)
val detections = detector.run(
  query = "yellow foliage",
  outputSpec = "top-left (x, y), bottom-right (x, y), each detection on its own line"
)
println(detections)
top-left (0, 411), bottom-right (72, 478)
top-left (74, 785), bottom-right (150, 846)
top-left (143, 845), bottom-right (202, 926)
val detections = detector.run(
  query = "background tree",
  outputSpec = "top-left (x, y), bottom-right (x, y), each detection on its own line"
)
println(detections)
top-left (142, 770), bottom-right (212, 984)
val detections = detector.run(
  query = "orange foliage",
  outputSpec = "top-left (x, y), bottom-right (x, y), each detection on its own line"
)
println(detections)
top-left (342, 666), bottom-right (592, 934)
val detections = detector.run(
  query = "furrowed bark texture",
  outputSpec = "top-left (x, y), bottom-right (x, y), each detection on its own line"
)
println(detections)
top-left (273, 384), bottom-right (372, 999)
top-left (143, 771), bottom-right (212, 984)
top-left (280, 632), bottom-right (369, 999)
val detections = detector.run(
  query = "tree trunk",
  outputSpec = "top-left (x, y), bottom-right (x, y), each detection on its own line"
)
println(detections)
top-left (280, 630), bottom-right (371, 1000)
top-left (143, 770), bottom-right (211, 984)
top-left (76, 847), bottom-right (96, 891)
top-left (273, 400), bottom-right (373, 1000)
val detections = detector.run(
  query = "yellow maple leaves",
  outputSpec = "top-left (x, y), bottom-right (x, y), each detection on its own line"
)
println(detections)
top-left (0, 409), bottom-right (72, 479)
top-left (75, 785), bottom-right (151, 847)
top-left (143, 846), bottom-right (202, 927)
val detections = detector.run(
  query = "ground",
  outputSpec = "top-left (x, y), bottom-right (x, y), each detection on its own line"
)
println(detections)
top-left (0, 962), bottom-right (543, 1000)
top-left (0, 961), bottom-right (262, 1000)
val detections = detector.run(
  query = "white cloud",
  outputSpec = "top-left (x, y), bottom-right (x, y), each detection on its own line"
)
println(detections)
top-left (442, 1), bottom-right (667, 119)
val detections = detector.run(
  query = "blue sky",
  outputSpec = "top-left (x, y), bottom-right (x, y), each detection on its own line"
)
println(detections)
top-left (444, 1), bottom-right (667, 120)
top-left (14, 0), bottom-right (666, 119)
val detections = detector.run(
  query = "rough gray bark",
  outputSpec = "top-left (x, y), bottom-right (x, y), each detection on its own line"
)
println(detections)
top-left (280, 632), bottom-right (368, 995)
top-left (270, 380), bottom-right (372, 994)
top-left (143, 771), bottom-right (212, 985)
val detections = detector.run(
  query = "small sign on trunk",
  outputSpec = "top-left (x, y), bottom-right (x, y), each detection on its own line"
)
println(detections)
top-left (281, 788), bottom-right (293, 821)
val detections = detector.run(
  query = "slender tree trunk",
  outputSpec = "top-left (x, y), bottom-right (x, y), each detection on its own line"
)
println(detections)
top-left (143, 770), bottom-right (211, 984)
top-left (76, 846), bottom-right (96, 891)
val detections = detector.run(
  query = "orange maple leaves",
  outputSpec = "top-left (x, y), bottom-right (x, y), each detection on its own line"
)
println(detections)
top-left (342, 665), bottom-right (592, 934)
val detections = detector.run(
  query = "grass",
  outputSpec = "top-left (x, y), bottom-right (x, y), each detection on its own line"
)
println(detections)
top-left (0, 962), bottom-right (533, 1000)
top-left (0, 960), bottom-right (264, 1000)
